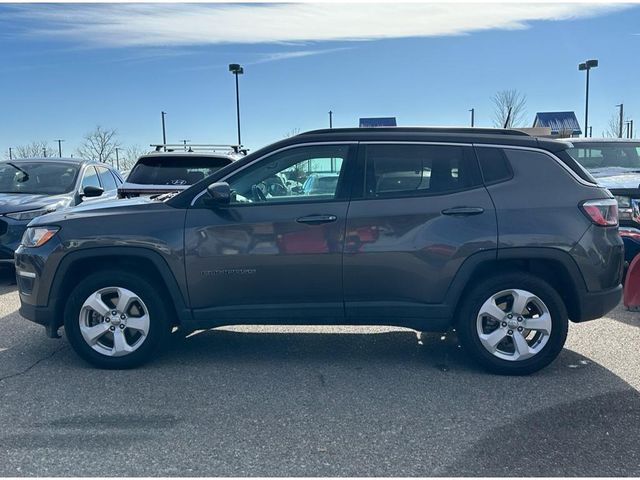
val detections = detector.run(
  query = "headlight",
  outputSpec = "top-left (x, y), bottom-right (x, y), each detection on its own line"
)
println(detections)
top-left (614, 195), bottom-right (632, 208)
top-left (5, 206), bottom-right (56, 221)
top-left (21, 226), bottom-right (60, 248)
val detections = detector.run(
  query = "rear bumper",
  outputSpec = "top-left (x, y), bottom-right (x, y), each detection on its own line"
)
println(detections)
top-left (573, 284), bottom-right (623, 322)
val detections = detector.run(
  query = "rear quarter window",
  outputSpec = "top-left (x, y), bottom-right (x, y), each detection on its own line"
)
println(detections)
top-left (475, 147), bottom-right (513, 184)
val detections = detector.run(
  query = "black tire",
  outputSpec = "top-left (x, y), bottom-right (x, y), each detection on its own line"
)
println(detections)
top-left (456, 272), bottom-right (568, 375)
top-left (64, 270), bottom-right (171, 369)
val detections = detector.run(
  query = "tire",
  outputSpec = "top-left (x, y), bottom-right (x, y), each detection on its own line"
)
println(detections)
top-left (63, 270), bottom-right (171, 369)
top-left (456, 272), bottom-right (568, 375)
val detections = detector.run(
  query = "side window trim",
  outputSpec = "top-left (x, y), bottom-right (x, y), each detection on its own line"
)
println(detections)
top-left (190, 142), bottom-right (358, 207)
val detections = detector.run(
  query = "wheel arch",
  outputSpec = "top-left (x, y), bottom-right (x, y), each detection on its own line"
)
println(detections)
top-left (49, 247), bottom-right (192, 330)
top-left (446, 248), bottom-right (587, 323)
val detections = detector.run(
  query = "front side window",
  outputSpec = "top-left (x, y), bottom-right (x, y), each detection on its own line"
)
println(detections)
top-left (97, 167), bottom-right (117, 191)
top-left (0, 162), bottom-right (79, 195)
top-left (365, 144), bottom-right (481, 197)
top-left (226, 145), bottom-right (349, 205)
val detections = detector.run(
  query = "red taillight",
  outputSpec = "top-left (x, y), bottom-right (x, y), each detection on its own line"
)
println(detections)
top-left (580, 199), bottom-right (618, 226)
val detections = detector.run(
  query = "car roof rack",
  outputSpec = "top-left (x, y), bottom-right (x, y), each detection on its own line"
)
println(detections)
top-left (149, 144), bottom-right (248, 155)
top-left (298, 127), bottom-right (530, 137)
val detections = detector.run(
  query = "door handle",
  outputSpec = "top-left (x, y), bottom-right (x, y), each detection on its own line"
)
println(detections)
top-left (296, 214), bottom-right (338, 225)
top-left (441, 207), bottom-right (485, 216)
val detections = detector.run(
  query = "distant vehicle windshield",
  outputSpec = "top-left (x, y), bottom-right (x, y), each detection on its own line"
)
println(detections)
top-left (566, 143), bottom-right (640, 171)
top-left (0, 162), bottom-right (79, 195)
top-left (126, 156), bottom-right (232, 186)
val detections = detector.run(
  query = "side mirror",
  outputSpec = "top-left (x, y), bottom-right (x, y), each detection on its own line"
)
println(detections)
top-left (204, 182), bottom-right (231, 206)
top-left (82, 185), bottom-right (104, 198)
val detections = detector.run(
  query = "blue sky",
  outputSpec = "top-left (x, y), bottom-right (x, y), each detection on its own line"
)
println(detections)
top-left (0, 2), bottom-right (639, 158)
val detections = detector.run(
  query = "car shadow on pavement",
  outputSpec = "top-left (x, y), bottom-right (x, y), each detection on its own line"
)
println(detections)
top-left (611, 305), bottom-right (640, 328)
top-left (1, 319), bottom-right (639, 475)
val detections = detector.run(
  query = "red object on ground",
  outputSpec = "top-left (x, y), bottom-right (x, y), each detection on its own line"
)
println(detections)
top-left (624, 253), bottom-right (640, 311)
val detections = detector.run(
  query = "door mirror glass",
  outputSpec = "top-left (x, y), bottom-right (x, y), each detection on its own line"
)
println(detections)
top-left (82, 185), bottom-right (104, 198)
top-left (205, 182), bottom-right (231, 205)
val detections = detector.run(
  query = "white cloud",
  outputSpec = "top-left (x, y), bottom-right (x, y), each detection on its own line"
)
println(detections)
top-left (10, 3), bottom-right (625, 48)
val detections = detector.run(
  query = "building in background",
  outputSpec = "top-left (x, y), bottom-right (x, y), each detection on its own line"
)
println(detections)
top-left (532, 111), bottom-right (582, 138)
top-left (359, 117), bottom-right (397, 128)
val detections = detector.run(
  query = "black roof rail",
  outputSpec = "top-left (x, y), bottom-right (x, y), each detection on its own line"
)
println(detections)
top-left (297, 127), bottom-right (530, 137)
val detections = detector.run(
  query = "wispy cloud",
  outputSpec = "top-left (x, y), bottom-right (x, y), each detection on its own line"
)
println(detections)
top-left (4, 3), bottom-right (627, 48)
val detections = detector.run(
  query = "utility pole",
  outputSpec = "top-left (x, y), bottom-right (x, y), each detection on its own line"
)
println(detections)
top-left (55, 139), bottom-right (64, 157)
top-left (115, 147), bottom-right (120, 170)
top-left (626, 121), bottom-right (632, 139)
top-left (42, 147), bottom-right (47, 158)
top-left (329, 110), bottom-right (333, 129)
top-left (229, 64), bottom-right (244, 147)
top-left (631, 120), bottom-right (635, 139)
top-left (8, 147), bottom-right (12, 160)
top-left (615, 104), bottom-right (624, 138)
top-left (589, 126), bottom-right (593, 138)
top-left (161, 111), bottom-right (167, 151)
top-left (469, 108), bottom-right (475, 127)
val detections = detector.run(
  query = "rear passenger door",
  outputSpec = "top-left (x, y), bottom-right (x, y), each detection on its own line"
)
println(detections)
top-left (343, 142), bottom-right (497, 323)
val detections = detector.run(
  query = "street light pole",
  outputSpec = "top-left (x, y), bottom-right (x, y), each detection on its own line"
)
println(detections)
top-left (589, 126), bottom-right (593, 138)
top-left (180, 139), bottom-right (190, 151)
top-left (42, 147), bottom-right (47, 158)
top-left (229, 64), bottom-right (244, 147)
top-left (616, 103), bottom-right (624, 138)
top-left (469, 108), bottom-right (475, 127)
top-left (55, 139), bottom-right (64, 157)
top-left (161, 111), bottom-right (167, 151)
top-left (578, 59), bottom-right (598, 138)
top-left (329, 110), bottom-right (333, 128)
top-left (8, 147), bottom-right (12, 160)
top-left (115, 147), bottom-right (120, 170)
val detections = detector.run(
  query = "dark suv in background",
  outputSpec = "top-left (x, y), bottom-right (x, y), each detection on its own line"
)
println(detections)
top-left (15, 128), bottom-right (623, 374)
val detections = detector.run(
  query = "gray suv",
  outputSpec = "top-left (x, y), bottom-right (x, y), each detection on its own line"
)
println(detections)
top-left (15, 128), bottom-right (623, 374)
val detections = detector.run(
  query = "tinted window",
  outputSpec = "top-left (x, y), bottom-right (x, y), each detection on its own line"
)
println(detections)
top-left (127, 155), bottom-right (232, 186)
top-left (476, 147), bottom-right (513, 184)
top-left (365, 144), bottom-right (481, 197)
top-left (0, 162), bottom-right (79, 195)
top-left (81, 166), bottom-right (101, 189)
top-left (226, 145), bottom-right (348, 204)
top-left (97, 166), bottom-right (117, 191)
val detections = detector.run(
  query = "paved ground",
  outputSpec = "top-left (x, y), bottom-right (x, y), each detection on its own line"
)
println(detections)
top-left (0, 266), bottom-right (639, 476)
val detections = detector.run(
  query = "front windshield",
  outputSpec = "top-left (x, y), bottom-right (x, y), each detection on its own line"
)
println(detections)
top-left (0, 162), bottom-right (79, 195)
top-left (566, 143), bottom-right (640, 171)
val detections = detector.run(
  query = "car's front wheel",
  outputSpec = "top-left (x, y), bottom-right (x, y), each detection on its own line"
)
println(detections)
top-left (64, 270), bottom-right (170, 369)
top-left (456, 272), bottom-right (568, 375)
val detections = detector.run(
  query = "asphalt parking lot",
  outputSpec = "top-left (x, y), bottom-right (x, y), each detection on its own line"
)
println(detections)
top-left (0, 267), bottom-right (638, 476)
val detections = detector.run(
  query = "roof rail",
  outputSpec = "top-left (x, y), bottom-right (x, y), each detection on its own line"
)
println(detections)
top-left (149, 144), bottom-right (248, 155)
top-left (297, 127), bottom-right (531, 137)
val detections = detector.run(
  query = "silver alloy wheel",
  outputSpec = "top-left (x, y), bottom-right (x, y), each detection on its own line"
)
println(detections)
top-left (79, 287), bottom-right (150, 357)
top-left (476, 288), bottom-right (552, 362)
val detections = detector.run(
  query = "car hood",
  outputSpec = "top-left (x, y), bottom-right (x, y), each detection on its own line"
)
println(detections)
top-left (29, 196), bottom-right (162, 225)
top-left (0, 193), bottom-right (70, 215)
top-left (589, 168), bottom-right (640, 190)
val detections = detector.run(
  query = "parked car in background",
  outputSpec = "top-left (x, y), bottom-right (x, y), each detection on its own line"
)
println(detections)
top-left (0, 158), bottom-right (123, 264)
top-left (118, 144), bottom-right (240, 198)
top-left (565, 138), bottom-right (640, 229)
top-left (16, 127), bottom-right (623, 375)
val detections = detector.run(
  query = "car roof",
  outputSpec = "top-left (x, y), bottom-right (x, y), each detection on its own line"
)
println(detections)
top-left (1, 157), bottom-right (89, 164)
top-left (565, 138), bottom-right (640, 144)
top-left (290, 127), bottom-right (570, 153)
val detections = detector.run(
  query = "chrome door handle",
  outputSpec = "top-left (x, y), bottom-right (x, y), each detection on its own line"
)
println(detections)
top-left (296, 214), bottom-right (338, 225)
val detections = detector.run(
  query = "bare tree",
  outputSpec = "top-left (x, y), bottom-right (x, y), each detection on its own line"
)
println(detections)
top-left (603, 112), bottom-right (631, 138)
top-left (13, 140), bottom-right (51, 158)
top-left (76, 126), bottom-right (120, 163)
top-left (121, 145), bottom-right (146, 171)
top-left (492, 89), bottom-right (528, 128)
top-left (283, 128), bottom-right (301, 138)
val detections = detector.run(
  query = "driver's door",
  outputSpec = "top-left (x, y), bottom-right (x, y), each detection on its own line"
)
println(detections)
top-left (184, 143), bottom-right (356, 323)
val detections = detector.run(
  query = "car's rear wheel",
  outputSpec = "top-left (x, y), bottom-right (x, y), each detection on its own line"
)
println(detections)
top-left (64, 270), bottom-right (170, 369)
top-left (456, 272), bottom-right (568, 375)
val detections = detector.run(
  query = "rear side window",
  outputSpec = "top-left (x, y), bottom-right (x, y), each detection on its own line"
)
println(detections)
top-left (476, 147), bottom-right (513, 184)
top-left (127, 155), bottom-right (233, 186)
top-left (365, 144), bottom-right (481, 197)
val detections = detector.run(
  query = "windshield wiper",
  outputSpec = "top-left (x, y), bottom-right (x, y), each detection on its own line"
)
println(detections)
top-left (7, 163), bottom-right (30, 182)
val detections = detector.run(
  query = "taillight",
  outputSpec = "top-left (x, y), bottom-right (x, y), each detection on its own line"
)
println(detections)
top-left (580, 199), bottom-right (618, 226)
